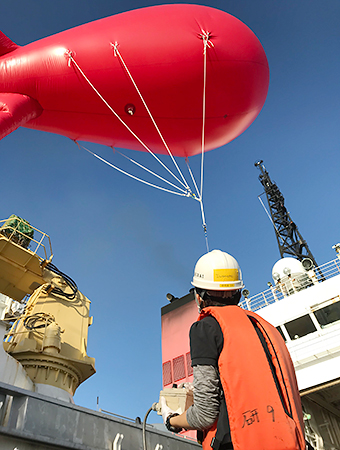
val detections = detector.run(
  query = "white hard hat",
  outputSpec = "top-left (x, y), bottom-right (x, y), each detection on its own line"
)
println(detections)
top-left (192, 249), bottom-right (244, 291)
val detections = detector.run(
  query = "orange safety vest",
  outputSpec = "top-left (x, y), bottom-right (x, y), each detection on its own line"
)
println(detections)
top-left (198, 306), bottom-right (305, 450)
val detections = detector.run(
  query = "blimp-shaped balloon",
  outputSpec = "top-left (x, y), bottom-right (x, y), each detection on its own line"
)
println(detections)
top-left (0, 4), bottom-right (269, 157)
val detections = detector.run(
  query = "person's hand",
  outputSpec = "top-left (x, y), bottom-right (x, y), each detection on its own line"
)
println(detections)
top-left (178, 382), bottom-right (193, 392)
top-left (160, 396), bottom-right (181, 423)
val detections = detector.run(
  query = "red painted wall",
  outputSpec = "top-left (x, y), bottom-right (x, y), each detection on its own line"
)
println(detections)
top-left (161, 294), bottom-right (198, 388)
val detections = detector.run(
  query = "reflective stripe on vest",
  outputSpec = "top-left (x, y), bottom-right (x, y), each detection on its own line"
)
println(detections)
top-left (198, 306), bottom-right (305, 450)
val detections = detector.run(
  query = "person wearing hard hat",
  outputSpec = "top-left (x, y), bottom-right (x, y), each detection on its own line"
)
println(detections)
top-left (161, 250), bottom-right (306, 450)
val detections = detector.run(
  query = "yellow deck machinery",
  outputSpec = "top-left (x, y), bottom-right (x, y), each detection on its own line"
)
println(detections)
top-left (0, 215), bottom-right (95, 401)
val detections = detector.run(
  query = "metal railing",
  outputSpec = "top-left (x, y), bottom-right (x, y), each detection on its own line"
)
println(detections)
top-left (239, 258), bottom-right (340, 312)
top-left (0, 216), bottom-right (53, 262)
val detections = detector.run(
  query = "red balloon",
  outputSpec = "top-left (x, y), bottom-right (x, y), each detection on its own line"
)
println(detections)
top-left (0, 5), bottom-right (269, 157)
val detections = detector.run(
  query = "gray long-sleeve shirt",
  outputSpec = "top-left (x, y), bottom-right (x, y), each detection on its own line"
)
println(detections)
top-left (186, 365), bottom-right (222, 429)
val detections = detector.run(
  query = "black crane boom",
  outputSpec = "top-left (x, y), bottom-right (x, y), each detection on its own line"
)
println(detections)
top-left (255, 160), bottom-right (318, 268)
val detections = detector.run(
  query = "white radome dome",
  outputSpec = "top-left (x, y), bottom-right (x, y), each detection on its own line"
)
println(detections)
top-left (272, 257), bottom-right (306, 282)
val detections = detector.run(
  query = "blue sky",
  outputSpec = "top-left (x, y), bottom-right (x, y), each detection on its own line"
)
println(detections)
top-left (1, 0), bottom-right (339, 421)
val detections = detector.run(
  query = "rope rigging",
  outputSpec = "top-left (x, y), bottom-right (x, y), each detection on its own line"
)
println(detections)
top-left (199, 30), bottom-right (214, 252)
top-left (75, 142), bottom-right (193, 198)
top-left (66, 51), bottom-right (188, 193)
top-left (112, 42), bottom-right (191, 193)
top-left (67, 30), bottom-right (213, 250)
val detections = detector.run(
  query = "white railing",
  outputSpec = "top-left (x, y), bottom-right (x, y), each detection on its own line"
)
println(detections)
top-left (240, 259), bottom-right (340, 312)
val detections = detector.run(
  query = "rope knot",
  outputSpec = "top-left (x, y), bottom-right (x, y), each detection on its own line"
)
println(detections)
top-left (199, 30), bottom-right (214, 54)
top-left (110, 42), bottom-right (119, 57)
top-left (65, 50), bottom-right (74, 67)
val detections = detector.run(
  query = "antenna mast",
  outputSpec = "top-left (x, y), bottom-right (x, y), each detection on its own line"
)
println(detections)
top-left (255, 160), bottom-right (318, 267)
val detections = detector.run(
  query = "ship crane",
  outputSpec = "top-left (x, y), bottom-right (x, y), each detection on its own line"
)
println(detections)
top-left (255, 160), bottom-right (319, 269)
top-left (0, 215), bottom-right (95, 403)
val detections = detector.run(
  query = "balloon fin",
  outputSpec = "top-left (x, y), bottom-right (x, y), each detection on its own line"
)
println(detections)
top-left (0, 93), bottom-right (43, 140)
top-left (0, 31), bottom-right (19, 56)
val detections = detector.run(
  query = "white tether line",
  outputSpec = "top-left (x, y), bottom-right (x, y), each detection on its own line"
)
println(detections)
top-left (113, 147), bottom-right (191, 195)
top-left (258, 194), bottom-right (285, 241)
top-left (185, 158), bottom-right (201, 199)
top-left (186, 156), bottom-right (208, 250)
top-left (75, 142), bottom-right (190, 197)
top-left (199, 30), bottom-right (214, 251)
top-left (200, 31), bottom-right (209, 200)
top-left (112, 42), bottom-right (191, 194)
top-left (66, 51), bottom-right (188, 191)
